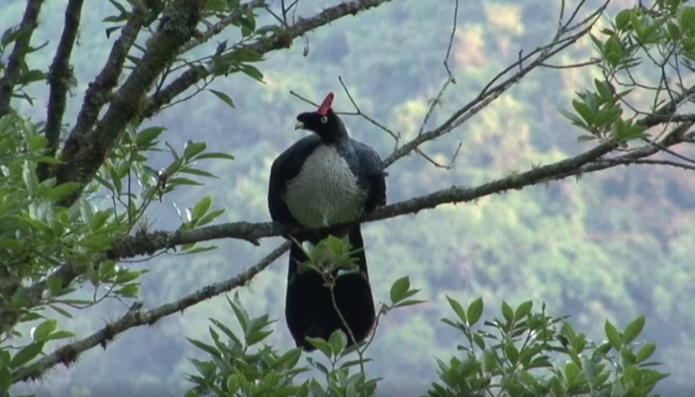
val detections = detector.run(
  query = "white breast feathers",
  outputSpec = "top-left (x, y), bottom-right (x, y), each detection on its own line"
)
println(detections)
top-left (284, 145), bottom-right (367, 229)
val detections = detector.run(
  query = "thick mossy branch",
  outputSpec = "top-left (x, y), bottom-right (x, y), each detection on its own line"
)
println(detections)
top-left (39, 0), bottom-right (86, 181)
top-left (64, 6), bottom-right (145, 145)
top-left (0, 0), bottom-right (45, 117)
top-left (12, 241), bottom-right (290, 384)
top-left (143, 0), bottom-right (397, 118)
top-left (54, 0), bottom-right (206, 207)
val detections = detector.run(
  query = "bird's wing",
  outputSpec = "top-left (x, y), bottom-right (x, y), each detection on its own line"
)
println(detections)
top-left (351, 139), bottom-right (387, 213)
top-left (268, 135), bottom-right (322, 223)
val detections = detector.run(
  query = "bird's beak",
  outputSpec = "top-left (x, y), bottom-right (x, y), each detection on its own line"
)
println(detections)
top-left (294, 121), bottom-right (305, 130)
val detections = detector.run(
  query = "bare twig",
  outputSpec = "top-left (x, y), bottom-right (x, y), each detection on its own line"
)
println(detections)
top-left (541, 59), bottom-right (599, 69)
top-left (592, 158), bottom-right (695, 172)
top-left (382, 2), bottom-right (607, 169)
top-left (443, 0), bottom-right (458, 81)
top-left (337, 76), bottom-right (400, 143)
top-left (417, 0), bottom-right (458, 138)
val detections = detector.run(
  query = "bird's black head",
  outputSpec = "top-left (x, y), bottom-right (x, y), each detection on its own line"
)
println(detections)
top-left (295, 93), bottom-right (347, 143)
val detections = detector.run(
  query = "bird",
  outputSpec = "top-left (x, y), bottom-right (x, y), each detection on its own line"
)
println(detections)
top-left (268, 92), bottom-right (387, 351)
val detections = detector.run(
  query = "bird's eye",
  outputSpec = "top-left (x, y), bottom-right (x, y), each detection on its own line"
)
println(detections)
top-left (320, 116), bottom-right (328, 123)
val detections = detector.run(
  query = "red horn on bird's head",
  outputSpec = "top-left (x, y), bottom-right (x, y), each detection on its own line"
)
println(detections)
top-left (317, 93), bottom-right (334, 116)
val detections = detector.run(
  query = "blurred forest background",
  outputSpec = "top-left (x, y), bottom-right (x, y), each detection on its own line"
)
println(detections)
top-left (3, 0), bottom-right (694, 395)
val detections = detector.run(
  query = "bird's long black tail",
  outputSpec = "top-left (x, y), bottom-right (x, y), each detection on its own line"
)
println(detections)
top-left (285, 226), bottom-right (376, 351)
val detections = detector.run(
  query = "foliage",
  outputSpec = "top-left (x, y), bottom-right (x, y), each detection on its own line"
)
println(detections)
top-left (429, 298), bottom-right (668, 397)
top-left (183, 293), bottom-right (669, 397)
top-left (0, 0), bottom-right (693, 395)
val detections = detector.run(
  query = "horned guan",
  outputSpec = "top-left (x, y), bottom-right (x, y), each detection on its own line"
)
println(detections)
top-left (268, 93), bottom-right (386, 351)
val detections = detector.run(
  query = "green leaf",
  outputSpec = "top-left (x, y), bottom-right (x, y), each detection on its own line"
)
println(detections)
top-left (49, 304), bottom-right (72, 318)
top-left (605, 320), bottom-right (622, 351)
top-left (389, 276), bottom-right (410, 304)
top-left (565, 361), bottom-right (580, 386)
top-left (192, 196), bottom-right (212, 221)
top-left (19, 313), bottom-right (45, 323)
top-left (168, 177), bottom-right (203, 186)
top-left (114, 270), bottom-right (143, 284)
top-left (0, 367), bottom-right (10, 392)
top-left (667, 21), bottom-right (681, 40)
top-left (306, 337), bottom-right (333, 359)
top-left (44, 330), bottom-right (75, 341)
top-left (394, 299), bottom-right (426, 308)
top-left (136, 127), bottom-right (165, 148)
top-left (180, 167), bottom-right (218, 178)
top-left (678, 7), bottom-right (695, 32)
top-left (193, 152), bottom-right (235, 161)
top-left (186, 337), bottom-right (221, 358)
top-left (9, 342), bottom-right (44, 368)
top-left (340, 358), bottom-right (373, 369)
top-left (33, 319), bottom-right (57, 341)
top-left (2, 25), bottom-right (27, 48)
top-left (208, 89), bottom-right (236, 109)
top-left (501, 301), bottom-right (514, 323)
top-left (241, 64), bottom-right (264, 83)
top-left (467, 297), bottom-right (484, 326)
top-left (183, 141), bottom-right (207, 160)
top-left (246, 330), bottom-right (272, 346)
top-left (117, 284), bottom-right (139, 297)
top-left (636, 343), bottom-right (656, 363)
top-left (329, 329), bottom-right (346, 357)
top-left (226, 374), bottom-right (240, 394)
top-left (47, 182), bottom-right (81, 201)
top-left (622, 315), bottom-right (645, 344)
top-left (572, 100), bottom-right (595, 125)
top-left (227, 295), bottom-right (249, 332)
top-left (615, 9), bottom-right (632, 30)
top-left (196, 209), bottom-right (226, 227)
top-left (446, 296), bottom-right (467, 324)
top-left (514, 301), bottom-right (533, 321)
top-left (23, 161), bottom-right (38, 195)
top-left (558, 108), bottom-right (589, 130)
top-left (17, 69), bottom-right (46, 85)
top-left (46, 276), bottom-right (62, 297)
top-left (0, 351), bottom-right (8, 367)
top-left (505, 341), bottom-right (519, 365)
top-left (594, 79), bottom-right (613, 99)
top-left (276, 348), bottom-right (302, 369)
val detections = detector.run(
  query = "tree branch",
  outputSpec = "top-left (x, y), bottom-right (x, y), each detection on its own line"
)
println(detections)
top-left (109, 139), bottom-right (617, 260)
top-left (12, 241), bottom-right (290, 383)
top-left (0, 0), bottom-right (45, 117)
top-left (548, 122), bottom-right (693, 182)
top-left (54, 0), bottom-right (206, 207)
top-left (142, 0), bottom-right (398, 119)
top-left (38, 0), bottom-right (86, 181)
